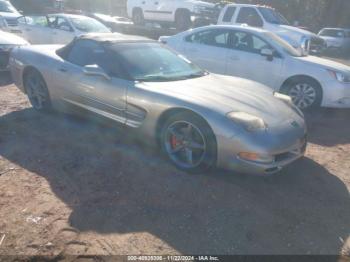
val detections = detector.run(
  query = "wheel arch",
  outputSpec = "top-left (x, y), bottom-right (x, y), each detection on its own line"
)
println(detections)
top-left (280, 74), bottom-right (323, 98)
top-left (155, 107), bottom-right (217, 148)
top-left (132, 7), bottom-right (143, 16)
top-left (175, 8), bottom-right (191, 18)
top-left (22, 66), bottom-right (41, 94)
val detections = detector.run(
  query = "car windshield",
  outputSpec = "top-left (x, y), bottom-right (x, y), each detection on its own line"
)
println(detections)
top-left (70, 17), bottom-right (110, 33)
top-left (0, 1), bottom-right (17, 13)
top-left (106, 42), bottom-right (207, 82)
top-left (264, 32), bottom-right (304, 57)
top-left (319, 29), bottom-right (345, 38)
top-left (258, 7), bottom-right (290, 25)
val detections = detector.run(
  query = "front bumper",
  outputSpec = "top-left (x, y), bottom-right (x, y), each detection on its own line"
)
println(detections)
top-left (191, 8), bottom-right (219, 23)
top-left (215, 121), bottom-right (307, 175)
top-left (310, 37), bottom-right (327, 54)
top-left (222, 137), bottom-right (306, 175)
top-left (322, 80), bottom-right (350, 108)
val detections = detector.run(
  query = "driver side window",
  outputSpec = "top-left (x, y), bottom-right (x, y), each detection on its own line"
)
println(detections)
top-left (186, 29), bottom-right (230, 48)
top-left (67, 40), bottom-right (124, 78)
top-left (55, 17), bottom-right (73, 31)
top-left (229, 31), bottom-right (272, 55)
top-left (67, 40), bottom-right (102, 66)
top-left (236, 7), bottom-right (263, 27)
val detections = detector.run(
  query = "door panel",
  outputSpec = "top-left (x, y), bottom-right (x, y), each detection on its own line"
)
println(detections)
top-left (51, 17), bottom-right (75, 44)
top-left (182, 29), bottom-right (230, 74)
top-left (18, 16), bottom-right (53, 44)
top-left (226, 31), bottom-right (283, 89)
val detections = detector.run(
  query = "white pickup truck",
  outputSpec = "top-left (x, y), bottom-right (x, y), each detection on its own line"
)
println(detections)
top-left (217, 4), bottom-right (326, 54)
top-left (127, 0), bottom-right (217, 30)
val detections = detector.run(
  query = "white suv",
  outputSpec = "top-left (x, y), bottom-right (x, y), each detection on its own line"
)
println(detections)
top-left (217, 4), bottom-right (326, 55)
top-left (127, 0), bottom-right (216, 30)
top-left (0, 0), bottom-right (22, 34)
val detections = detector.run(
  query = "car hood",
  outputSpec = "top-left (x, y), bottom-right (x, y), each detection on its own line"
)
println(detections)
top-left (0, 30), bottom-right (28, 45)
top-left (191, 0), bottom-right (215, 8)
top-left (137, 74), bottom-right (300, 127)
top-left (0, 12), bottom-right (21, 18)
top-left (274, 25), bottom-right (318, 46)
top-left (278, 25), bottom-right (316, 38)
top-left (296, 55), bottom-right (350, 73)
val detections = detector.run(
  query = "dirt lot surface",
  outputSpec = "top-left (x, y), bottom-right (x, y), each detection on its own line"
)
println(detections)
top-left (0, 66), bottom-right (349, 257)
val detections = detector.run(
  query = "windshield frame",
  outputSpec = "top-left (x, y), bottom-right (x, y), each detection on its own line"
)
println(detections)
top-left (104, 42), bottom-right (208, 82)
top-left (263, 32), bottom-right (304, 57)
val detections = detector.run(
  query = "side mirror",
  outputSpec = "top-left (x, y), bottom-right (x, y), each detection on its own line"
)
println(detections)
top-left (83, 65), bottom-right (111, 80)
top-left (260, 48), bottom-right (274, 61)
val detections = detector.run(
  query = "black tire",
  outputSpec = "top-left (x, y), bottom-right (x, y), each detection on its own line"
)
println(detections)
top-left (24, 69), bottom-right (52, 111)
top-left (160, 112), bottom-right (216, 173)
top-left (175, 10), bottom-right (191, 31)
top-left (132, 8), bottom-right (144, 25)
top-left (281, 77), bottom-right (322, 111)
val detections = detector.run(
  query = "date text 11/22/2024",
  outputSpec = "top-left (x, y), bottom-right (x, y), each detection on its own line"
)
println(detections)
top-left (127, 255), bottom-right (220, 261)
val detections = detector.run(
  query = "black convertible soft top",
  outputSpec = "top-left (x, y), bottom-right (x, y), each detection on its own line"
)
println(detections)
top-left (56, 33), bottom-right (154, 59)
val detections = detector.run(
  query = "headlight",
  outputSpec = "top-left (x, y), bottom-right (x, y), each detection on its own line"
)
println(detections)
top-left (274, 92), bottom-right (304, 117)
top-left (274, 92), bottom-right (292, 105)
top-left (193, 5), bottom-right (207, 13)
top-left (301, 36), bottom-right (310, 52)
top-left (327, 69), bottom-right (350, 83)
top-left (227, 112), bottom-right (267, 132)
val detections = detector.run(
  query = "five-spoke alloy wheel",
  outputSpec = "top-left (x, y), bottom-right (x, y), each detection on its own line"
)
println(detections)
top-left (161, 112), bottom-right (216, 173)
top-left (24, 69), bottom-right (51, 111)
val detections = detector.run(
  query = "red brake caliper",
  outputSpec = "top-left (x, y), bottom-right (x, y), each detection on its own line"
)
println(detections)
top-left (171, 135), bottom-right (178, 149)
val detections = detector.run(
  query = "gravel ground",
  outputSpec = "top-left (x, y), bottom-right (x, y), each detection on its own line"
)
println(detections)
top-left (0, 60), bottom-right (349, 258)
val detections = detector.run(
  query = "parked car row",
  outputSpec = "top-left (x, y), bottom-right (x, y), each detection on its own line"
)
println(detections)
top-left (161, 25), bottom-right (350, 109)
top-left (8, 33), bottom-right (307, 175)
top-left (2, 3), bottom-right (350, 175)
top-left (318, 27), bottom-right (350, 55)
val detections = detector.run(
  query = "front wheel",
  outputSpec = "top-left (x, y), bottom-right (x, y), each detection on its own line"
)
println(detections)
top-left (175, 10), bottom-right (191, 31)
top-left (132, 8), bottom-right (144, 25)
top-left (282, 78), bottom-right (322, 110)
top-left (24, 69), bottom-right (52, 111)
top-left (160, 112), bottom-right (216, 173)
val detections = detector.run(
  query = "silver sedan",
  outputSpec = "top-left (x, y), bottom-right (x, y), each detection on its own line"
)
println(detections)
top-left (9, 34), bottom-right (307, 174)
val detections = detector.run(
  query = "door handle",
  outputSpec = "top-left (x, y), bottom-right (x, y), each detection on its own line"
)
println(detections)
top-left (154, 1), bottom-right (159, 4)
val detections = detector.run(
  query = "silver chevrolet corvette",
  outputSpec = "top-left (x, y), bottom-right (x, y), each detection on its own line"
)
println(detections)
top-left (9, 33), bottom-right (307, 175)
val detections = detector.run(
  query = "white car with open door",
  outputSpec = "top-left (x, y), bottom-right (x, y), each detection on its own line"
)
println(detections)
top-left (160, 25), bottom-right (350, 110)
top-left (18, 14), bottom-right (111, 44)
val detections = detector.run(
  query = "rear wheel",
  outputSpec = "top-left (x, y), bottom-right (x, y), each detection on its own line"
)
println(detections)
top-left (160, 112), bottom-right (216, 173)
top-left (132, 8), bottom-right (144, 25)
top-left (175, 10), bottom-right (191, 31)
top-left (282, 77), bottom-right (322, 110)
top-left (24, 69), bottom-right (51, 111)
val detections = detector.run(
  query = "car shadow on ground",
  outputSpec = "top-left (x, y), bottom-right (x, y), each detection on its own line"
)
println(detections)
top-left (0, 108), bottom-right (349, 255)
top-left (304, 108), bottom-right (350, 146)
top-left (0, 72), bottom-right (13, 87)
